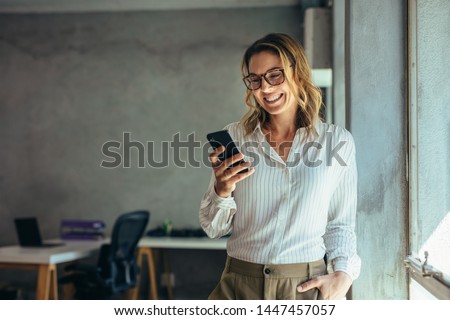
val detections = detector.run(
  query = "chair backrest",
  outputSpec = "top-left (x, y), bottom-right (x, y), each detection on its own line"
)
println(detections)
top-left (101, 210), bottom-right (149, 293)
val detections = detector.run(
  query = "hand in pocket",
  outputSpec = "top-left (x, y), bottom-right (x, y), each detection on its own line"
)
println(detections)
top-left (297, 271), bottom-right (352, 300)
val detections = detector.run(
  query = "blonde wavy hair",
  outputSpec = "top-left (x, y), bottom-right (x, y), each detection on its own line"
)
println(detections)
top-left (240, 33), bottom-right (323, 138)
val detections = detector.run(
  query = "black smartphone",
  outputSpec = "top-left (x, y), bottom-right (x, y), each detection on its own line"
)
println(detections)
top-left (206, 130), bottom-right (249, 173)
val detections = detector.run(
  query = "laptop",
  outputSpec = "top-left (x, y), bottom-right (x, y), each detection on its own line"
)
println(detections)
top-left (14, 217), bottom-right (64, 248)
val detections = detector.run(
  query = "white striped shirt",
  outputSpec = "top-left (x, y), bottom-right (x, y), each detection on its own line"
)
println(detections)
top-left (199, 120), bottom-right (361, 280)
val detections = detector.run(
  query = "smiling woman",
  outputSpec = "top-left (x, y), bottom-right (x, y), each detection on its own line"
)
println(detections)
top-left (247, 52), bottom-right (298, 119)
top-left (241, 34), bottom-right (323, 140)
top-left (199, 33), bottom-right (360, 300)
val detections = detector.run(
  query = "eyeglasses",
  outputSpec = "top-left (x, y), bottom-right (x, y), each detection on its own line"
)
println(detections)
top-left (242, 68), bottom-right (286, 90)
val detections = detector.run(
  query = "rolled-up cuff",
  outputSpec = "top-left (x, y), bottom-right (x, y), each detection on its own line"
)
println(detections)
top-left (330, 256), bottom-right (361, 281)
top-left (210, 188), bottom-right (236, 207)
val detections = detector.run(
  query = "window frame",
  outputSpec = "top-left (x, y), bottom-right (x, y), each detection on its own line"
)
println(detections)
top-left (406, 0), bottom-right (450, 300)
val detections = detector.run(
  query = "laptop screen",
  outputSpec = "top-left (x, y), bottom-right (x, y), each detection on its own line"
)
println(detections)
top-left (14, 217), bottom-right (43, 247)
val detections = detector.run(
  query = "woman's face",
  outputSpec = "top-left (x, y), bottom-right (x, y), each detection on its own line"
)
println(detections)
top-left (248, 50), bottom-right (298, 119)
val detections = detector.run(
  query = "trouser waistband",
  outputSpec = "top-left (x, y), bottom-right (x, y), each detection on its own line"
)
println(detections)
top-left (226, 255), bottom-right (325, 279)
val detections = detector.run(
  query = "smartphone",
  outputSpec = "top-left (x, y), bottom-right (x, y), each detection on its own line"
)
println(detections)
top-left (206, 130), bottom-right (249, 173)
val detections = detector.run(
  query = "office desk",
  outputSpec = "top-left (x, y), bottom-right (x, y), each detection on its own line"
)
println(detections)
top-left (0, 239), bottom-right (105, 300)
top-left (131, 237), bottom-right (227, 300)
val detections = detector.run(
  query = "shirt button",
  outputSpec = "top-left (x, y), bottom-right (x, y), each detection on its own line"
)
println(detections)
top-left (264, 268), bottom-right (271, 275)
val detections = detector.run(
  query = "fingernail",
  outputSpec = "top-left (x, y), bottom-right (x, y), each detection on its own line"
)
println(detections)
top-left (297, 286), bottom-right (303, 292)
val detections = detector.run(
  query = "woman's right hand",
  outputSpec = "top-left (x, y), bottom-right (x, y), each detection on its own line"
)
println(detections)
top-left (209, 146), bottom-right (255, 198)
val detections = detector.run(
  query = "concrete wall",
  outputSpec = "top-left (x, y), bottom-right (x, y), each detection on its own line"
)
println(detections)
top-left (414, 0), bottom-right (450, 274)
top-left (0, 6), bottom-right (306, 298)
top-left (332, 0), bottom-right (345, 127)
top-left (347, 0), bottom-right (408, 299)
top-left (0, 8), bottom-right (303, 242)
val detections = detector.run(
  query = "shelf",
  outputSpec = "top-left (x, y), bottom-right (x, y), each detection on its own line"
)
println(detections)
top-left (312, 68), bottom-right (332, 88)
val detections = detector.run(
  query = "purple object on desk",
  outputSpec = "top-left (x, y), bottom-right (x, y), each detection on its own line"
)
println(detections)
top-left (60, 219), bottom-right (106, 240)
top-left (61, 219), bottom-right (106, 229)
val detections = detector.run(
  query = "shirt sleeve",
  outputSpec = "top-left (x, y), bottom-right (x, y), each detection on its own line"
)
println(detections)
top-left (323, 134), bottom-right (361, 281)
top-left (199, 171), bottom-right (237, 239)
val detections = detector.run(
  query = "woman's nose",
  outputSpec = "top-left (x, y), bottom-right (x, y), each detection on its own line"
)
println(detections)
top-left (260, 77), bottom-right (272, 92)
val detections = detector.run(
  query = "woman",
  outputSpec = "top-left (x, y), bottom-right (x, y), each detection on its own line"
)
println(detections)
top-left (199, 33), bottom-right (360, 300)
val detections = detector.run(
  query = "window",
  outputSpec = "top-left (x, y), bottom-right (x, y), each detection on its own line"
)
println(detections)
top-left (406, 0), bottom-right (450, 299)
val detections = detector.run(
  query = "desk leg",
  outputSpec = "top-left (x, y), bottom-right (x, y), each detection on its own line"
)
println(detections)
top-left (129, 247), bottom-right (158, 300)
top-left (162, 249), bottom-right (174, 300)
top-left (146, 248), bottom-right (158, 300)
top-left (36, 264), bottom-right (58, 300)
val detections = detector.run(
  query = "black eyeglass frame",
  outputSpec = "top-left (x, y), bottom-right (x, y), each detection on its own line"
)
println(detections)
top-left (242, 68), bottom-right (286, 91)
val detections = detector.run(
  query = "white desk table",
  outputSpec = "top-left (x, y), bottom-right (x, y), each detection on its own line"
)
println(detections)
top-left (0, 238), bottom-right (226, 300)
top-left (130, 237), bottom-right (227, 300)
top-left (0, 239), bottom-right (106, 300)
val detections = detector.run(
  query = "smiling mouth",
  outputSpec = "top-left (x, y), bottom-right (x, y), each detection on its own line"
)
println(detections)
top-left (264, 93), bottom-right (283, 103)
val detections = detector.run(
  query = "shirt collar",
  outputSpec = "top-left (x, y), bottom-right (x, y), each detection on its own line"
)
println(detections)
top-left (251, 122), bottom-right (265, 144)
top-left (253, 118), bottom-right (322, 139)
top-left (312, 118), bottom-right (323, 136)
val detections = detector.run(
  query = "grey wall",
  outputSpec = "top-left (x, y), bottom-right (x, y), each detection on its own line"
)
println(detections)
top-left (347, 0), bottom-right (408, 299)
top-left (332, 0), bottom-right (345, 127)
top-left (0, 7), bottom-right (304, 298)
top-left (414, 0), bottom-right (450, 273)
top-left (0, 8), bottom-right (302, 242)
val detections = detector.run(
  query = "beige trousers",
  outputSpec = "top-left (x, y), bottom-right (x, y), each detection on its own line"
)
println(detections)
top-left (209, 256), bottom-right (327, 300)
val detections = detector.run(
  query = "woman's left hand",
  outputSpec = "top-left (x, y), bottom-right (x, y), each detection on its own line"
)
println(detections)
top-left (297, 271), bottom-right (352, 300)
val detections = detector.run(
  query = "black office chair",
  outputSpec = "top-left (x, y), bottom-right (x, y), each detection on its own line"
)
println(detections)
top-left (60, 210), bottom-right (149, 299)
